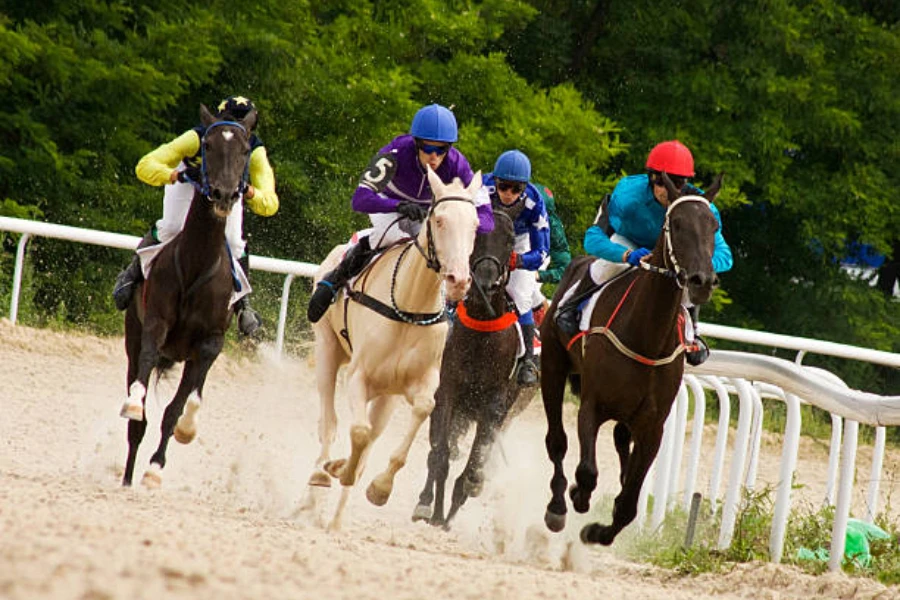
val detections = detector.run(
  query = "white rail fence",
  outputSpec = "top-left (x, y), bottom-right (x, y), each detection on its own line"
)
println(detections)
top-left (2, 216), bottom-right (899, 573)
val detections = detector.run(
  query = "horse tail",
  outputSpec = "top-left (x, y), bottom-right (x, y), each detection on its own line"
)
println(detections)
top-left (153, 357), bottom-right (177, 385)
top-left (568, 373), bottom-right (581, 397)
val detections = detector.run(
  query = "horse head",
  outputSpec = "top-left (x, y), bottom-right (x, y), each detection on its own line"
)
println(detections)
top-left (198, 104), bottom-right (255, 218)
top-left (425, 167), bottom-right (481, 302)
top-left (470, 209), bottom-right (516, 303)
top-left (659, 172), bottom-right (724, 305)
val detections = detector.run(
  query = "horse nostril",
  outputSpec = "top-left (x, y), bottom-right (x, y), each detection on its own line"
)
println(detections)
top-left (212, 189), bottom-right (221, 200)
top-left (446, 274), bottom-right (457, 286)
top-left (688, 273), bottom-right (708, 288)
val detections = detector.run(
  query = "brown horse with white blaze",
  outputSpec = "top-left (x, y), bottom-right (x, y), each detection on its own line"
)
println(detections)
top-left (119, 105), bottom-right (253, 487)
top-left (308, 168), bottom-right (482, 531)
top-left (540, 173), bottom-right (723, 545)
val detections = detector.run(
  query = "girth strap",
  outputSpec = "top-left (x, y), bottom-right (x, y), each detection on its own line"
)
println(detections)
top-left (347, 290), bottom-right (447, 325)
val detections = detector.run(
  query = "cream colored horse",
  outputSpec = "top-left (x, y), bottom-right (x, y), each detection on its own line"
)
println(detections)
top-left (309, 168), bottom-right (482, 531)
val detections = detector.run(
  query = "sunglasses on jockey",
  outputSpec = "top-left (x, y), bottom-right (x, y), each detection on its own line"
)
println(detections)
top-left (496, 180), bottom-right (526, 194)
top-left (416, 139), bottom-right (451, 156)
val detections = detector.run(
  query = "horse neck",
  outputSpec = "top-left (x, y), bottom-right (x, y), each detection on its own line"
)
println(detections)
top-left (392, 225), bottom-right (443, 311)
top-left (623, 236), bottom-right (685, 341)
top-left (178, 192), bottom-right (227, 273)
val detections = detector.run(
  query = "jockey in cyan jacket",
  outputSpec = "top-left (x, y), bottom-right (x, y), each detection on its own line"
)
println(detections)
top-left (307, 103), bottom-right (494, 323)
top-left (555, 140), bottom-right (732, 366)
top-left (483, 150), bottom-right (550, 386)
top-left (112, 96), bottom-right (279, 336)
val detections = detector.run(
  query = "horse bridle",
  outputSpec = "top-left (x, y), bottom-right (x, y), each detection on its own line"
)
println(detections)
top-left (468, 211), bottom-right (515, 318)
top-left (411, 195), bottom-right (477, 273)
top-left (638, 195), bottom-right (711, 289)
top-left (184, 120), bottom-right (251, 198)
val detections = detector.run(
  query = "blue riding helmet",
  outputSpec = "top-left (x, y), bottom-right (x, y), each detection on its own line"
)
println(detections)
top-left (493, 150), bottom-right (531, 182)
top-left (410, 104), bottom-right (458, 143)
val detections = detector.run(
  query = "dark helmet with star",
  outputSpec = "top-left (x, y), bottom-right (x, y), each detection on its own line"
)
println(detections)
top-left (216, 96), bottom-right (258, 129)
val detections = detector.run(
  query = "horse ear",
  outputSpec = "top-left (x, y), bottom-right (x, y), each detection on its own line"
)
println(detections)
top-left (703, 172), bottom-right (725, 201)
top-left (466, 171), bottom-right (483, 196)
top-left (200, 104), bottom-right (216, 127)
top-left (427, 166), bottom-right (444, 200)
top-left (241, 110), bottom-right (258, 132)
top-left (660, 171), bottom-right (681, 200)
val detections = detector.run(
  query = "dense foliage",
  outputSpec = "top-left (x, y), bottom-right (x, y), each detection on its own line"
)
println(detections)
top-left (0, 1), bottom-right (896, 393)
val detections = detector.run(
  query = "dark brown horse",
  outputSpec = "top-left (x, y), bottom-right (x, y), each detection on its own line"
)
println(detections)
top-left (119, 105), bottom-right (254, 487)
top-left (412, 207), bottom-right (534, 527)
top-left (541, 174), bottom-right (723, 544)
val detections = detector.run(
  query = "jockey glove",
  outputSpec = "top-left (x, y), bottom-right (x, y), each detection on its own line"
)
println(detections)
top-left (509, 252), bottom-right (522, 270)
top-left (397, 201), bottom-right (428, 222)
top-left (177, 167), bottom-right (202, 184)
top-left (626, 247), bottom-right (652, 267)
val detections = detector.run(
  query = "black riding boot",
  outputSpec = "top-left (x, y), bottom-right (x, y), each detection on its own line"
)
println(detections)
top-left (554, 275), bottom-right (598, 336)
top-left (307, 236), bottom-right (375, 323)
top-left (685, 305), bottom-right (710, 366)
top-left (112, 230), bottom-right (158, 311)
top-left (517, 322), bottom-right (539, 386)
top-left (234, 253), bottom-right (262, 336)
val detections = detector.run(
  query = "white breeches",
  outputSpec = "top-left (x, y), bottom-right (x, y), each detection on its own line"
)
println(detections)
top-left (368, 212), bottom-right (421, 249)
top-left (507, 269), bottom-right (538, 315)
top-left (155, 180), bottom-right (246, 258)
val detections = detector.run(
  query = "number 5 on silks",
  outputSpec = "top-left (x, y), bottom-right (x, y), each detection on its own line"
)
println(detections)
top-left (360, 152), bottom-right (398, 193)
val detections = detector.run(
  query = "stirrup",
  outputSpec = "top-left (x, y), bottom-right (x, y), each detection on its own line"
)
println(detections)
top-left (237, 305), bottom-right (262, 336)
top-left (685, 336), bottom-right (710, 366)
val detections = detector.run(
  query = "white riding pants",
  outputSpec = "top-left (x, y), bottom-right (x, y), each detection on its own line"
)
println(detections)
top-left (155, 179), bottom-right (246, 259)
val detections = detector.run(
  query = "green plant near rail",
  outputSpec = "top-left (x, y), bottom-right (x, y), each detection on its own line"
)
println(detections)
top-left (616, 485), bottom-right (900, 585)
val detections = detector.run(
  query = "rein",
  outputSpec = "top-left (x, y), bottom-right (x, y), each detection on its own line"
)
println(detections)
top-left (565, 197), bottom-right (710, 365)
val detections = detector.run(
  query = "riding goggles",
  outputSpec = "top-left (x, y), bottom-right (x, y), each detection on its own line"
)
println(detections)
top-left (416, 141), bottom-right (451, 156)
top-left (496, 180), bottom-right (526, 194)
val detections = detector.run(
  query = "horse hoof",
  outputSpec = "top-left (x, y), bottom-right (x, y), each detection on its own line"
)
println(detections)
top-left (323, 459), bottom-right (346, 479)
top-left (173, 424), bottom-right (196, 445)
top-left (120, 401), bottom-right (143, 421)
top-left (141, 464), bottom-right (162, 488)
top-left (365, 479), bottom-right (391, 507)
top-left (411, 503), bottom-right (432, 522)
top-left (544, 509), bottom-right (566, 533)
top-left (308, 470), bottom-right (332, 488)
top-left (569, 485), bottom-right (591, 514)
top-left (463, 477), bottom-right (484, 498)
top-left (580, 523), bottom-right (616, 546)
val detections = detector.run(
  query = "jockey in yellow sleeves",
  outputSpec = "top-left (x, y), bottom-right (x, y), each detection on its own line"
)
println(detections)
top-left (112, 96), bottom-right (278, 336)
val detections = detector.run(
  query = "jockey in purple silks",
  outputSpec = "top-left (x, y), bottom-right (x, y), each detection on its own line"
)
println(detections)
top-left (307, 103), bottom-right (494, 323)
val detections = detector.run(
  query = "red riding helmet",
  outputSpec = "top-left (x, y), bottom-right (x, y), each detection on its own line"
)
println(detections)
top-left (645, 140), bottom-right (695, 177)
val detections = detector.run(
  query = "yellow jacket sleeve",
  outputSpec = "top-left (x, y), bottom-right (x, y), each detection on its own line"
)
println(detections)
top-left (135, 130), bottom-right (201, 187)
top-left (246, 146), bottom-right (279, 217)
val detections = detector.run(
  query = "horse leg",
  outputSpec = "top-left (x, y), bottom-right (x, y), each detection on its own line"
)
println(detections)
top-left (541, 337), bottom-right (570, 532)
top-left (613, 422), bottom-right (632, 487)
top-left (333, 371), bottom-right (371, 488)
top-left (446, 417), bottom-right (497, 526)
top-left (366, 380), bottom-right (437, 507)
top-left (310, 328), bottom-right (344, 487)
top-left (413, 391), bottom-right (451, 523)
top-left (581, 421), bottom-right (664, 545)
top-left (122, 310), bottom-right (148, 486)
top-left (570, 400), bottom-right (604, 514)
top-left (120, 320), bottom-right (160, 421)
top-left (145, 338), bottom-right (222, 487)
top-left (327, 395), bottom-right (395, 532)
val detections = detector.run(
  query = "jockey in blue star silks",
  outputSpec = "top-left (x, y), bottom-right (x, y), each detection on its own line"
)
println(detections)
top-left (307, 103), bottom-right (494, 323)
top-left (112, 95), bottom-right (279, 336)
top-left (555, 140), bottom-right (732, 366)
top-left (483, 150), bottom-right (550, 386)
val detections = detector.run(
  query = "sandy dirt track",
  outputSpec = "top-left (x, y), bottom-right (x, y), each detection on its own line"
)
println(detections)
top-left (1, 319), bottom-right (897, 599)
